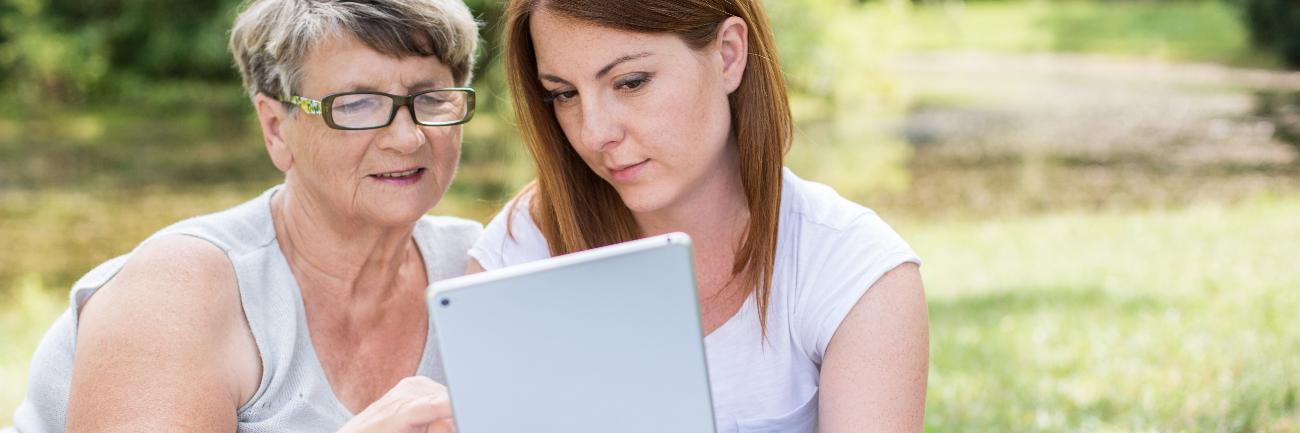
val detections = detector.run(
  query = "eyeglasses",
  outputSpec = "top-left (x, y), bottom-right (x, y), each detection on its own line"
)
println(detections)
top-left (279, 88), bottom-right (475, 130)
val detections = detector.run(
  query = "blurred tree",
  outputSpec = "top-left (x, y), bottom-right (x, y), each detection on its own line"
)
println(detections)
top-left (0, 0), bottom-right (111, 101)
top-left (0, 0), bottom-right (507, 101)
top-left (1241, 0), bottom-right (1300, 68)
top-left (768, 0), bottom-right (915, 198)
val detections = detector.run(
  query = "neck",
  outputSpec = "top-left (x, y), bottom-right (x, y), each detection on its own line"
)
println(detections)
top-left (634, 172), bottom-right (749, 249)
top-left (634, 152), bottom-right (750, 300)
top-left (271, 180), bottom-right (425, 308)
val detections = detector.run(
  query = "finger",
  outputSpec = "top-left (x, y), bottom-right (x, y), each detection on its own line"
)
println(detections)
top-left (396, 395), bottom-right (454, 427)
top-left (391, 376), bottom-right (443, 398)
top-left (427, 417), bottom-right (457, 433)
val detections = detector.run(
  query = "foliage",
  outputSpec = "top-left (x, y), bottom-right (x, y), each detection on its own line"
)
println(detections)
top-left (1240, 0), bottom-right (1300, 68)
top-left (0, 0), bottom-right (112, 101)
top-left (0, 0), bottom-right (503, 101)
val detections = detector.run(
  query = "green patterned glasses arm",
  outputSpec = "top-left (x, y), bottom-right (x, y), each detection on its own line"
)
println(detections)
top-left (277, 88), bottom-right (475, 130)
top-left (281, 95), bottom-right (324, 114)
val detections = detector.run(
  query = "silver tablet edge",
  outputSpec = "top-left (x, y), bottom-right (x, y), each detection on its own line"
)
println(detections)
top-left (428, 232), bottom-right (693, 300)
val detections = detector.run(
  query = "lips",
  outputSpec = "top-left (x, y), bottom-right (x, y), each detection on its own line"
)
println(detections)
top-left (607, 159), bottom-right (648, 173)
top-left (368, 167), bottom-right (426, 185)
top-left (374, 168), bottom-right (421, 178)
top-left (370, 167), bottom-right (424, 178)
top-left (606, 159), bottom-right (649, 183)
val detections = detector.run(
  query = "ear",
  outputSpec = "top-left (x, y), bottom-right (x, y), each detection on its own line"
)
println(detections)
top-left (253, 93), bottom-right (295, 173)
top-left (715, 16), bottom-right (749, 94)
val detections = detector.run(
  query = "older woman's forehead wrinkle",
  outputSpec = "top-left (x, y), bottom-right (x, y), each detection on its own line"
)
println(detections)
top-left (297, 35), bottom-right (456, 97)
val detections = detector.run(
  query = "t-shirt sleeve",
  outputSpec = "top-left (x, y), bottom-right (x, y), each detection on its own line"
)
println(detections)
top-left (793, 211), bottom-right (921, 365)
top-left (467, 195), bottom-right (552, 270)
top-left (417, 216), bottom-right (484, 280)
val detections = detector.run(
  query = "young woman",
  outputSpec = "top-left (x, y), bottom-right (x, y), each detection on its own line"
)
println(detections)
top-left (467, 1), bottom-right (930, 432)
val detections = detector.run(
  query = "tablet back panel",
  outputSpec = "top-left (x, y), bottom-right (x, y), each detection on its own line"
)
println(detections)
top-left (430, 234), bottom-right (715, 433)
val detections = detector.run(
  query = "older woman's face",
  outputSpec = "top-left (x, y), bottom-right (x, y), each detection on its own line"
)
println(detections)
top-left (530, 10), bottom-right (745, 215)
top-left (276, 34), bottom-right (461, 226)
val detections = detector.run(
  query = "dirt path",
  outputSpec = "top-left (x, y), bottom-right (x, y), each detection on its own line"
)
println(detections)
top-left (876, 51), bottom-right (1300, 217)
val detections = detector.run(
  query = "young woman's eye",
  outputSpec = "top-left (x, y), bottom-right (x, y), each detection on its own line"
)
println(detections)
top-left (543, 89), bottom-right (577, 104)
top-left (617, 74), bottom-right (651, 91)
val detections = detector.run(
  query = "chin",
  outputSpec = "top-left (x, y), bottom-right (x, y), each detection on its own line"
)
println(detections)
top-left (371, 209), bottom-right (430, 228)
top-left (368, 196), bottom-right (439, 227)
top-left (613, 183), bottom-right (677, 215)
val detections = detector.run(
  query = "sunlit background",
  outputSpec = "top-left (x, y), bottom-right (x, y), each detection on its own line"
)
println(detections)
top-left (2, 0), bottom-right (1298, 430)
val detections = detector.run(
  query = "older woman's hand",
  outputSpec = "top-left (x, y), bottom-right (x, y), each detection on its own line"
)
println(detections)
top-left (337, 376), bottom-right (456, 433)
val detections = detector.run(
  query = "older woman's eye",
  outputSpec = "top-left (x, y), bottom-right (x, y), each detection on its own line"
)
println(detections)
top-left (334, 96), bottom-right (379, 113)
top-left (415, 93), bottom-right (449, 106)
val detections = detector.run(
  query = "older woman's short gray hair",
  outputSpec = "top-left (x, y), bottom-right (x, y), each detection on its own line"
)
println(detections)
top-left (229, 0), bottom-right (479, 100)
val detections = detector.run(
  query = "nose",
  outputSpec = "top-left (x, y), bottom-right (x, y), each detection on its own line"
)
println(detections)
top-left (577, 94), bottom-right (623, 153)
top-left (376, 106), bottom-right (425, 154)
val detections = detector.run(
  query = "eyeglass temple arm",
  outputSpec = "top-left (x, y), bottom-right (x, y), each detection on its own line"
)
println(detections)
top-left (278, 95), bottom-right (323, 114)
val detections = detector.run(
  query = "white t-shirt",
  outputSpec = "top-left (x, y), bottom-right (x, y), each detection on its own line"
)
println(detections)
top-left (468, 168), bottom-right (921, 433)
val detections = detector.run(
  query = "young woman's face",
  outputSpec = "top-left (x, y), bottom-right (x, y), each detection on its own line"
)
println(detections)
top-left (530, 10), bottom-right (746, 214)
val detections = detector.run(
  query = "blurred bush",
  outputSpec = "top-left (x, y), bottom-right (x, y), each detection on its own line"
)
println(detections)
top-left (0, 0), bottom-right (239, 102)
top-left (1241, 0), bottom-right (1300, 68)
top-left (769, 0), bottom-right (916, 199)
top-left (0, 0), bottom-right (503, 102)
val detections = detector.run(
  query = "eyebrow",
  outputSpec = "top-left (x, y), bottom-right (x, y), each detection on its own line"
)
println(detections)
top-left (408, 79), bottom-right (439, 90)
top-left (336, 79), bottom-right (444, 94)
top-left (538, 51), bottom-right (654, 85)
top-left (340, 84), bottom-right (381, 93)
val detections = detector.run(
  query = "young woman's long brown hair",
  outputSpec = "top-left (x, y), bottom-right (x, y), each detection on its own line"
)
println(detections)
top-left (504, 0), bottom-right (792, 333)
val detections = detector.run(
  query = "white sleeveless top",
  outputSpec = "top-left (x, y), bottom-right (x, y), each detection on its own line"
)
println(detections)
top-left (11, 186), bottom-right (483, 433)
top-left (467, 168), bottom-right (921, 433)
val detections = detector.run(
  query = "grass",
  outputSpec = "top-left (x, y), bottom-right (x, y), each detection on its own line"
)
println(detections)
top-left (0, 277), bottom-right (64, 425)
top-left (907, 194), bottom-right (1300, 431)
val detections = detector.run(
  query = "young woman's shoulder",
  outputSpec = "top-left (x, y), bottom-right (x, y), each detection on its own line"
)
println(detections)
top-left (417, 215), bottom-right (485, 279)
top-left (419, 215), bottom-right (485, 251)
top-left (782, 169), bottom-right (910, 247)
top-left (782, 170), bottom-right (921, 359)
top-left (468, 190), bottom-right (551, 270)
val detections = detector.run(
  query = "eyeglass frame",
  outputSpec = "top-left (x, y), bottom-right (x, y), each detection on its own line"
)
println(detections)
top-left (278, 87), bottom-right (476, 131)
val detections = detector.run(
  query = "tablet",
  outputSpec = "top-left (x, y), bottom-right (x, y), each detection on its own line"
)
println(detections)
top-left (428, 232), bottom-right (716, 433)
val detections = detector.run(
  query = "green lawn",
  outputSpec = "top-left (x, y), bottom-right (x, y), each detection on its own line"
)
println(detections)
top-left (4, 191), bottom-right (1297, 430)
top-left (886, 0), bottom-right (1276, 67)
top-left (911, 194), bottom-right (1300, 431)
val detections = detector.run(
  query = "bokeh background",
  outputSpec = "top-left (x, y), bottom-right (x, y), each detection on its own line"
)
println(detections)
top-left (2, 0), bottom-right (1299, 430)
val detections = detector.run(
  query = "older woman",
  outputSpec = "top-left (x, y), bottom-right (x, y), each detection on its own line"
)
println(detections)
top-left (470, 0), bottom-right (929, 432)
top-left (11, 0), bottom-right (478, 432)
